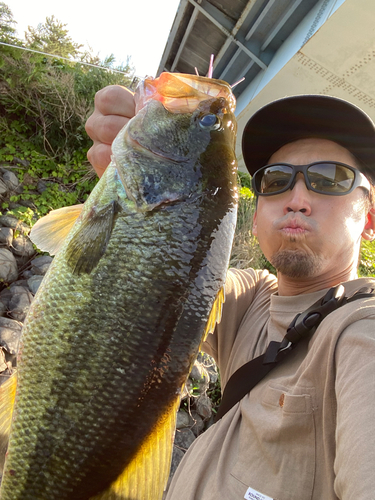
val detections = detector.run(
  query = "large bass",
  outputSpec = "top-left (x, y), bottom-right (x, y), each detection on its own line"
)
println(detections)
top-left (0, 72), bottom-right (238, 499)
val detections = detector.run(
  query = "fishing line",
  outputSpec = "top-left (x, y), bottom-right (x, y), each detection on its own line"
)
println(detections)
top-left (0, 41), bottom-right (133, 76)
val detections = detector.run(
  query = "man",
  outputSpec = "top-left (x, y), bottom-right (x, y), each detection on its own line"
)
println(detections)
top-left (86, 90), bottom-right (375, 499)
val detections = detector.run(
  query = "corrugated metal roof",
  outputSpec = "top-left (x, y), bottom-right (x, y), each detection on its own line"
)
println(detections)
top-left (157, 0), bottom-right (321, 98)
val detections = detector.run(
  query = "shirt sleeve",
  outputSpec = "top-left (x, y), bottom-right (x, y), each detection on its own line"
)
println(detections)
top-left (202, 268), bottom-right (277, 378)
top-left (334, 316), bottom-right (375, 499)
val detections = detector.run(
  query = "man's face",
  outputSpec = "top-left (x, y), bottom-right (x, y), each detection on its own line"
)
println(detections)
top-left (252, 138), bottom-right (371, 279)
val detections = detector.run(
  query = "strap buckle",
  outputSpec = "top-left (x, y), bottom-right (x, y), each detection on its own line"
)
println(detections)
top-left (264, 284), bottom-right (346, 364)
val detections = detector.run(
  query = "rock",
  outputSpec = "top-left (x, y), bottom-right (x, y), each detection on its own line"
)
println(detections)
top-left (190, 410), bottom-right (205, 436)
top-left (0, 227), bottom-right (13, 246)
top-left (0, 301), bottom-right (6, 317)
top-left (22, 269), bottom-right (34, 280)
top-left (0, 178), bottom-right (8, 195)
top-left (0, 317), bottom-right (23, 354)
top-left (176, 409), bottom-right (193, 430)
top-left (0, 248), bottom-right (18, 283)
top-left (27, 275), bottom-right (44, 295)
top-left (170, 445), bottom-right (185, 476)
top-left (2, 170), bottom-right (19, 190)
top-left (0, 215), bottom-right (30, 234)
top-left (8, 202), bottom-right (23, 211)
top-left (8, 285), bottom-right (33, 321)
top-left (190, 362), bottom-right (210, 393)
top-left (12, 157), bottom-right (29, 168)
top-left (19, 199), bottom-right (36, 209)
top-left (31, 255), bottom-right (53, 275)
top-left (0, 288), bottom-right (12, 308)
top-left (14, 254), bottom-right (31, 269)
top-left (174, 428), bottom-right (196, 452)
top-left (37, 179), bottom-right (52, 194)
top-left (196, 394), bottom-right (212, 420)
top-left (12, 234), bottom-right (35, 258)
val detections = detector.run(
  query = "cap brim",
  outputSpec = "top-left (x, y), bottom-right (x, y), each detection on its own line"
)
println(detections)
top-left (242, 95), bottom-right (375, 181)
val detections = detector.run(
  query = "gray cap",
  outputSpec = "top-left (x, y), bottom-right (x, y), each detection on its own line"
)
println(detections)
top-left (242, 94), bottom-right (375, 182)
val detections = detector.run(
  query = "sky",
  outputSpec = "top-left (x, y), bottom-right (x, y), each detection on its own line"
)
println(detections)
top-left (8, 0), bottom-right (181, 78)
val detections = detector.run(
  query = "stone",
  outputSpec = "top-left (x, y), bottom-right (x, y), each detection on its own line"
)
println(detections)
top-left (12, 234), bottom-right (35, 258)
top-left (27, 275), bottom-right (44, 295)
top-left (8, 285), bottom-right (33, 322)
top-left (22, 269), bottom-right (34, 279)
top-left (190, 410), bottom-right (205, 436)
top-left (31, 255), bottom-right (53, 275)
top-left (176, 409), bottom-right (193, 430)
top-left (19, 199), bottom-right (36, 209)
top-left (196, 394), bottom-right (212, 420)
top-left (37, 179), bottom-right (52, 194)
top-left (173, 428), bottom-right (196, 452)
top-left (169, 445), bottom-right (185, 476)
top-left (0, 301), bottom-right (6, 317)
top-left (12, 157), bottom-right (29, 168)
top-left (0, 179), bottom-right (8, 195)
top-left (2, 170), bottom-right (19, 190)
top-left (0, 288), bottom-right (12, 308)
top-left (0, 248), bottom-right (18, 283)
top-left (0, 317), bottom-right (23, 354)
top-left (0, 227), bottom-right (13, 246)
top-left (0, 215), bottom-right (30, 234)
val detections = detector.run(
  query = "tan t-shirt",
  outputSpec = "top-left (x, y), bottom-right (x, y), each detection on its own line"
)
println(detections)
top-left (166, 268), bottom-right (375, 500)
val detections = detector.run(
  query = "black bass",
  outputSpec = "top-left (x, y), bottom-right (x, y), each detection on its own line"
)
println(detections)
top-left (0, 72), bottom-right (238, 499)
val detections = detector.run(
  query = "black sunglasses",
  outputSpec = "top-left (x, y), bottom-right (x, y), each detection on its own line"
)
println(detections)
top-left (252, 161), bottom-right (371, 196)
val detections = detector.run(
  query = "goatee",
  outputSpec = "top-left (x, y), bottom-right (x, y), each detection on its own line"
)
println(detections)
top-left (270, 249), bottom-right (322, 278)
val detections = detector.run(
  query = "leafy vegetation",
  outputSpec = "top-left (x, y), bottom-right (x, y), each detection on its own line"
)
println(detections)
top-left (0, 3), bottom-right (135, 222)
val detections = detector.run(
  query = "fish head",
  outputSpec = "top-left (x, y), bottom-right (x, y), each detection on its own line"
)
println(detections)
top-left (112, 73), bottom-right (238, 211)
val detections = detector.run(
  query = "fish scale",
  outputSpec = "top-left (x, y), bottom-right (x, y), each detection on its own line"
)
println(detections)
top-left (0, 73), bottom-right (237, 499)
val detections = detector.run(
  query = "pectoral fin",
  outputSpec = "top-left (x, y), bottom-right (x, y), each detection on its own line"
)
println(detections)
top-left (30, 204), bottom-right (84, 255)
top-left (0, 372), bottom-right (18, 472)
top-left (90, 396), bottom-right (179, 500)
top-left (65, 201), bottom-right (118, 275)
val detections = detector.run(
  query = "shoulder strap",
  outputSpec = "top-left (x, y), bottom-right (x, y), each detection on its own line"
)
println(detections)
top-left (214, 284), bottom-right (375, 422)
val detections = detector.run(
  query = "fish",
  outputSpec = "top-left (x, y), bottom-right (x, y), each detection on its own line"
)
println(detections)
top-left (0, 71), bottom-right (238, 499)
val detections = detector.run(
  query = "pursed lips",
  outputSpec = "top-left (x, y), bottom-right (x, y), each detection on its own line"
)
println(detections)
top-left (274, 214), bottom-right (314, 236)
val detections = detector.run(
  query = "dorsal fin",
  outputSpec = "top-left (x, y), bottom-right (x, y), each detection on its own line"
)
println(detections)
top-left (30, 205), bottom-right (84, 255)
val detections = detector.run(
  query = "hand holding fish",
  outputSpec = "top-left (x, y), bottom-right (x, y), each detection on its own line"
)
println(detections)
top-left (0, 73), bottom-right (238, 499)
top-left (86, 85), bottom-right (136, 177)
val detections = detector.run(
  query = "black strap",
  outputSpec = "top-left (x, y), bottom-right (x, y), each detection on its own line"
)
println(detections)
top-left (214, 284), bottom-right (375, 422)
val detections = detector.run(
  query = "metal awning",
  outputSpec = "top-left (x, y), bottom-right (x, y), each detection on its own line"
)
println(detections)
top-left (157, 0), bottom-right (321, 98)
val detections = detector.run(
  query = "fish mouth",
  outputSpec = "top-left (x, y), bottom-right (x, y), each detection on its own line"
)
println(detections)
top-left (135, 73), bottom-right (235, 114)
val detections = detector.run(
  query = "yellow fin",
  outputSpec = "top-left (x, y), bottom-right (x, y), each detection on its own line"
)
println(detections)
top-left (201, 285), bottom-right (226, 343)
top-left (90, 396), bottom-right (179, 500)
top-left (30, 204), bottom-right (84, 255)
top-left (0, 372), bottom-right (17, 472)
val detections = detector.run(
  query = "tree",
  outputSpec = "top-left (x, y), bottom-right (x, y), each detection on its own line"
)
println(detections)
top-left (25, 15), bottom-right (83, 59)
top-left (0, 2), bottom-right (17, 42)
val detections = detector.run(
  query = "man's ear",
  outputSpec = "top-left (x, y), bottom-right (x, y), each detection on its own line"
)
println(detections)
top-left (252, 210), bottom-right (258, 236)
top-left (362, 208), bottom-right (375, 241)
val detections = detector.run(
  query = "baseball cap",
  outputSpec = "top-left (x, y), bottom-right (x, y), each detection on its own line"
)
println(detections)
top-left (241, 94), bottom-right (375, 182)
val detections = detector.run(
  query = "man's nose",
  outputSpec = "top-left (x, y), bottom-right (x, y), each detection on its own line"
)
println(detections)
top-left (283, 175), bottom-right (312, 215)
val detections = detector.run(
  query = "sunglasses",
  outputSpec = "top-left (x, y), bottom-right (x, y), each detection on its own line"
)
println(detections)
top-left (252, 161), bottom-right (371, 196)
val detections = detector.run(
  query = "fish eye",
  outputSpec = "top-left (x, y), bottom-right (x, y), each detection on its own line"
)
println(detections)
top-left (199, 114), bottom-right (221, 130)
